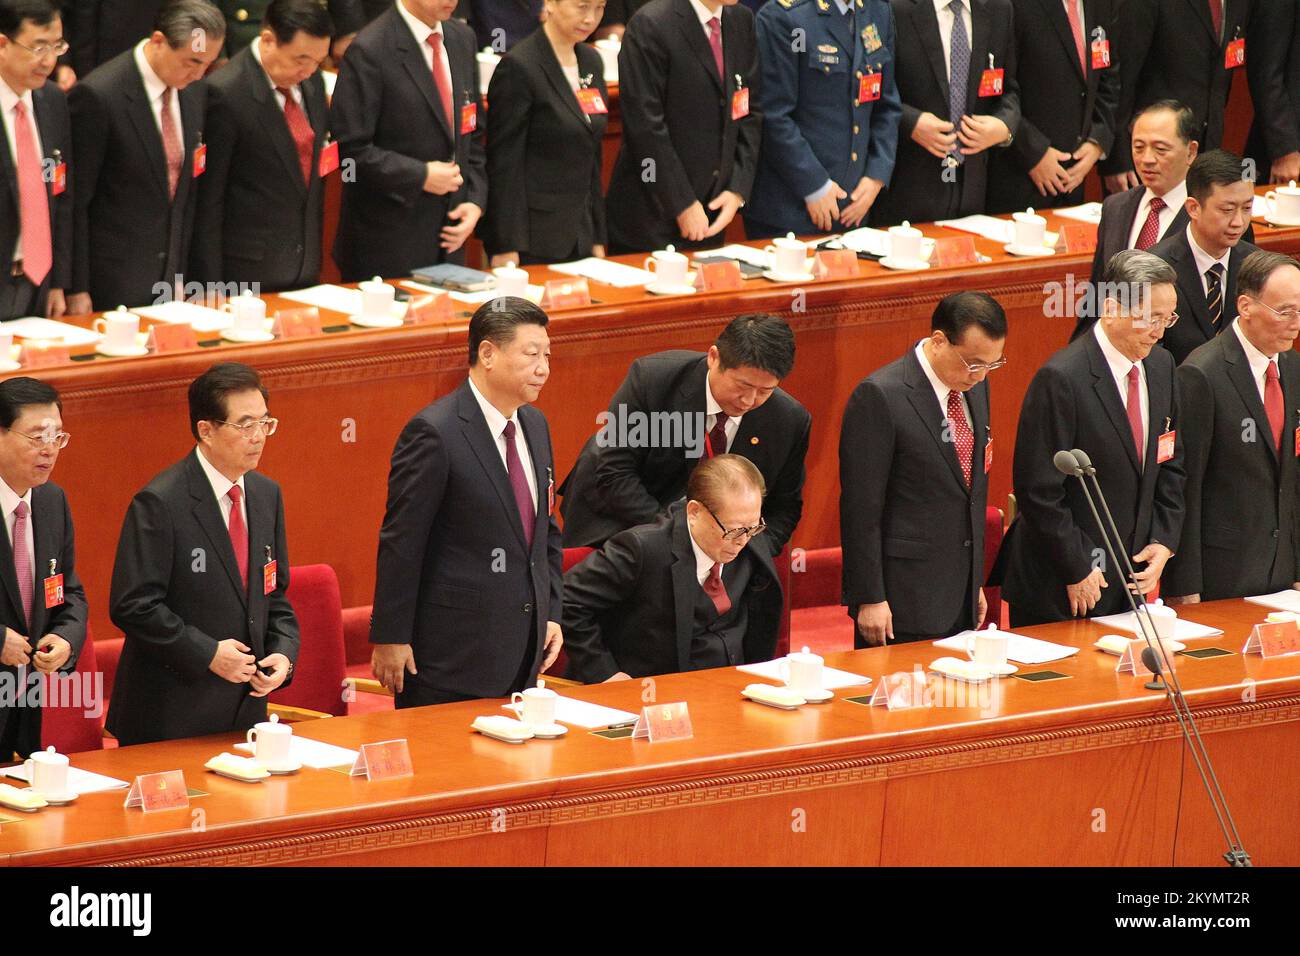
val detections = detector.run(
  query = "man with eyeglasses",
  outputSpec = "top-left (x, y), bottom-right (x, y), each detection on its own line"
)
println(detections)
top-left (1001, 249), bottom-right (1186, 625)
top-left (563, 454), bottom-right (782, 682)
top-left (1165, 251), bottom-right (1300, 604)
top-left (0, 376), bottom-right (86, 762)
top-left (107, 362), bottom-right (299, 746)
top-left (0, 0), bottom-right (74, 321)
top-left (840, 291), bottom-right (1004, 646)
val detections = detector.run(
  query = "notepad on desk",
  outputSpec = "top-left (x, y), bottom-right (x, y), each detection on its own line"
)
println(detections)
top-left (280, 284), bottom-right (364, 316)
top-left (934, 629), bottom-right (1080, 665)
top-left (1244, 590), bottom-right (1300, 614)
top-left (1089, 610), bottom-right (1223, 640)
top-left (550, 258), bottom-right (655, 288)
top-left (499, 696), bottom-right (638, 729)
top-left (4, 764), bottom-right (129, 795)
top-left (737, 659), bottom-right (872, 689)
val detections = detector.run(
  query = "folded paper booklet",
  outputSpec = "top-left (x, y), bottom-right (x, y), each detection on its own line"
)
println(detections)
top-left (234, 736), bottom-right (358, 770)
top-left (1, 317), bottom-right (103, 347)
top-left (279, 284), bottom-right (364, 316)
top-left (1089, 610), bottom-right (1223, 640)
top-left (1053, 203), bottom-right (1104, 224)
top-left (935, 629), bottom-right (1080, 665)
top-left (132, 300), bottom-right (232, 333)
top-left (1244, 590), bottom-right (1300, 615)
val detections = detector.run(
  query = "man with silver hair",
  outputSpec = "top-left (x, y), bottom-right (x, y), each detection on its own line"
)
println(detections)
top-left (1000, 249), bottom-right (1186, 625)
top-left (66, 0), bottom-right (224, 312)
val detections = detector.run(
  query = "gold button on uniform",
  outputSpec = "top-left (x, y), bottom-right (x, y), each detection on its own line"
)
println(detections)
top-left (235, 8), bottom-right (248, 20)
top-left (851, 151), bottom-right (858, 161)
top-left (853, 125), bottom-right (859, 134)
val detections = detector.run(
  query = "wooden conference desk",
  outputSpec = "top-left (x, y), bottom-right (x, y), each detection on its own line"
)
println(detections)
top-left (17, 203), bottom-right (1300, 645)
top-left (1, 599), bottom-right (1295, 866)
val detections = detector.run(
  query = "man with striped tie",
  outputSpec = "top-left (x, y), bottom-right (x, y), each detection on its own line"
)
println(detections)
top-left (1147, 148), bottom-right (1261, 364)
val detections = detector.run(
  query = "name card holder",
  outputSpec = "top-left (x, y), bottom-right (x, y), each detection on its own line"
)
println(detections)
top-left (540, 277), bottom-right (591, 310)
top-left (695, 260), bottom-right (744, 291)
top-left (1243, 619), bottom-right (1300, 658)
top-left (123, 770), bottom-right (189, 812)
top-left (20, 341), bottom-right (72, 368)
top-left (813, 248), bottom-right (859, 280)
top-left (404, 292), bottom-right (454, 325)
top-left (350, 739), bottom-right (413, 780)
top-left (1115, 638), bottom-right (1178, 676)
top-left (1055, 223), bottom-right (1098, 254)
top-left (868, 670), bottom-right (928, 710)
top-left (272, 307), bottom-right (323, 338)
top-left (147, 323), bottom-right (198, 354)
top-left (929, 236), bottom-right (979, 268)
top-left (631, 702), bottom-right (693, 742)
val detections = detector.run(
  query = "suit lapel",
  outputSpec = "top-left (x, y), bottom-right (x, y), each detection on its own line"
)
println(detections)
top-left (1170, 235), bottom-right (1218, 341)
top-left (677, 0), bottom-right (723, 89)
top-left (1112, 188), bottom-right (1142, 254)
top-left (32, 89), bottom-right (62, 217)
top-left (1185, 0), bottom-right (1220, 44)
top-left (247, 51), bottom-right (310, 196)
top-left (903, 351), bottom-right (969, 492)
top-left (0, 505), bottom-right (25, 633)
top-left (969, 379), bottom-right (989, 490)
top-left (1222, 329), bottom-right (1279, 466)
top-left (965, 0), bottom-right (991, 116)
top-left (1142, 353), bottom-right (1172, 481)
top-left (395, 14), bottom-right (453, 140)
top-left (519, 408), bottom-right (548, 549)
top-left (28, 490), bottom-right (57, 640)
top-left (458, 383), bottom-right (530, 549)
top-left (1086, 333), bottom-right (1143, 474)
top-left (670, 512), bottom-right (698, 672)
top-left (913, 0), bottom-right (951, 106)
top-left (244, 478), bottom-right (274, 624)
top-left (535, 32), bottom-right (590, 128)
top-left (1042, 0), bottom-right (1085, 83)
top-left (187, 452), bottom-right (249, 606)
top-left (125, 66), bottom-right (171, 199)
top-left (0, 118), bottom-right (15, 206)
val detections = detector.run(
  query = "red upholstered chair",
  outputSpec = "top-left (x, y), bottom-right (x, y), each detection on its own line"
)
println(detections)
top-left (549, 547), bottom-right (595, 682)
top-left (271, 564), bottom-right (348, 717)
top-left (97, 635), bottom-right (123, 715)
top-left (787, 548), bottom-right (854, 656)
top-left (40, 627), bottom-right (106, 755)
top-left (773, 548), bottom-right (793, 657)
top-left (983, 506), bottom-right (1005, 628)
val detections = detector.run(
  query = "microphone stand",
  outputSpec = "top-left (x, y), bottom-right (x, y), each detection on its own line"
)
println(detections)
top-left (1053, 450), bottom-right (1251, 867)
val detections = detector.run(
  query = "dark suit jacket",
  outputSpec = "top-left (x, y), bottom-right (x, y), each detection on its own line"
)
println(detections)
top-left (483, 30), bottom-right (607, 261)
top-left (191, 46), bottom-right (329, 292)
top-left (1246, 0), bottom-right (1300, 166)
top-left (986, 0), bottom-right (1119, 214)
top-left (68, 49), bottom-right (206, 308)
top-left (370, 380), bottom-right (564, 702)
top-left (107, 450), bottom-right (299, 746)
top-left (839, 349), bottom-right (990, 637)
top-left (1101, 0), bottom-right (1253, 175)
top-left (453, 0), bottom-right (543, 50)
top-left (0, 83), bottom-right (74, 303)
top-left (221, 0), bottom-right (368, 54)
top-left (559, 350), bottom-right (810, 553)
top-left (1148, 229), bottom-right (1261, 365)
top-left (606, 0), bottom-right (762, 253)
top-left (1000, 329), bottom-right (1185, 622)
top-left (66, 0), bottom-right (163, 79)
top-left (330, 9), bottom-right (487, 280)
top-left (562, 504), bottom-right (782, 682)
top-left (0, 482), bottom-right (88, 759)
top-left (1164, 328), bottom-right (1300, 599)
top-left (870, 0), bottom-right (1020, 225)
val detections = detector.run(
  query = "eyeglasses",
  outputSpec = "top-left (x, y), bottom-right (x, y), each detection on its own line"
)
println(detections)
top-left (10, 428), bottom-right (70, 449)
top-left (1130, 311), bottom-right (1180, 330)
top-left (956, 353), bottom-right (1008, 374)
top-left (5, 37), bottom-right (69, 59)
top-left (1249, 296), bottom-right (1300, 323)
top-left (214, 418), bottom-right (278, 438)
top-left (702, 503), bottom-right (766, 542)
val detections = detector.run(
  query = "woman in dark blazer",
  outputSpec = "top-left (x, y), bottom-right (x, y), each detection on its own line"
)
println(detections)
top-left (485, 0), bottom-right (609, 266)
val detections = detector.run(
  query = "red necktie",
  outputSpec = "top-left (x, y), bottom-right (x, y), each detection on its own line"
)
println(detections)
top-left (704, 562), bottom-right (731, 616)
top-left (227, 485), bottom-right (248, 591)
top-left (1126, 366), bottom-right (1145, 464)
top-left (503, 421), bottom-right (536, 549)
top-left (707, 17), bottom-right (724, 80)
top-left (1062, 0), bottom-right (1086, 73)
top-left (1265, 359), bottom-right (1284, 452)
top-left (426, 31), bottom-right (455, 132)
top-left (706, 411), bottom-right (728, 458)
top-left (13, 101), bottom-right (51, 287)
top-left (1208, 0), bottom-right (1223, 39)
top-left (13, 500), bottom-right (32, 628)
top-left (947, 390), bottom-right (973, 487)
top-left (159, 87), bottom-right (182, 200)
top-left (277, 88), bottom-right (314, 184)
top-left (1135, 196), bottom-right (1165, 251)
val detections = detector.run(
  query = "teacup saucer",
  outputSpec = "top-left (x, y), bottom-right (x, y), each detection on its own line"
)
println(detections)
top-left (96, 342), bottom-right (149, 357)
top-left (879, 255), bottom-right (931, 271)
top-left (348, 313), bottom-right (405, 329)
top-left (1267, 216), bottom-right (1300, 228)
top-left (265, 761), bottom-right (302, 775)
top-left (986, 662), bottom-right (1019, 676)
top-left (208, 767), bottom-right (265, 783)
top-left (0, 360), bottom-right (19, 373)
top-left (645, 282), bottom-right (697, 296)
top-left (528, 722), bottom-right (568, 739)
top-left (1003, 242), bottom-right (1056, 258)
top-left (32, 788), bottom-right (77, 805)
top-left (761, 268), bottom-right (816, 283)
top-left (221, 328), bottom-right (275, 343)
top-left (798, 687), bottom-right (835, 703)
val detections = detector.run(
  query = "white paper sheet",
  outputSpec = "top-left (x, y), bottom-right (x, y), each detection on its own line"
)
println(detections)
top-left (692, 244), bottom-right (772, 268)
top-left (839, 227), bottom-right (938, 259)
top-left (550, 258), bottom-right (655, 287)
top-left (499, 695), bottom-right (638, 729)
top-left (737, 659), bottom-right (873, 689)
top-left (3, 765), bottom-right (129, 794)
top-left (279, 284), bottom-right (364, 315)
top-left (934, 629), bottom-right (1081, 665)
top-left (1054, 203), bottom-right (1104, 224)
top-left (1, 317), bottom-right (102, 346)
top-left (234, 736), bottom-right (359, 769)
top-left (936, 214), bottom-right (1058, 247)
top-left (1090, 610), bottom-right (1223, 640)
top-left (1244, 590), bottom-right (1300, 614)
top-left (132, 300), bottom-right (233, 333)
top-left (401, 280), bottom-right (545, 304)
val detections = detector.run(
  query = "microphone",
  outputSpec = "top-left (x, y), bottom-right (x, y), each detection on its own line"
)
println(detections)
top-left (1052, 448), bottom-right (1251, 866)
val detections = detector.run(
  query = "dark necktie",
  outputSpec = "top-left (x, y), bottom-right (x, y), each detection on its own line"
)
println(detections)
top-left (1208, 0), bottom-right (1223, 40)
top-left (1206, 263), bottom-right (1225, 330)
top-left (948, 0), bottom-right (970, 166)
top-left (706, 411), bottom-right (729, 458)
top-left (227, 485), bottom-right (248, 591)
top-left (704, 562), bottom-right (731, 616)
top-left (277, 87), bottom-right (314, 184)
top-left (503, 421), bottom-right (535, 548)
top-left (1135, 196), bottom-right (1165, 251)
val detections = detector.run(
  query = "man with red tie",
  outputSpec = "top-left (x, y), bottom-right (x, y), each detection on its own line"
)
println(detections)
top-left (192, 0), bottom-right (334, 292)
top-left (0, 0), bottom-right (73, 321)
top-left (108, 363), bottom-right (299, 745)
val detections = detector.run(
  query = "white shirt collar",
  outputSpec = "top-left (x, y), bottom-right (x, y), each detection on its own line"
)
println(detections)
top-left (1147, 179), bottom-right (1186, 215)
top-left (935, 0), bottom-right (968, 15)
top-left (134, 39), bottom-right (169, 104)
top-left (914, 339), bottom-right (958, 414)
top-left (689, 0), bottom-right (720, 26)
top-left (1231, 317), bottom-right (1276, 371)
top-left (1093, 319), bottom-right (1144, 383)
top-left (0, 78), bottom-right (33, 117)
top-left (687, 515), bottom-right (717, 584)
top-left (195, 445), bottom-right (246, 503)
top-left (467, 375), bottom-right (520, 442)
top-left (396, 0), bottom-right (442, 45)
top-left (1186, 223), bottom-right (1231, 279)
top-left (0, 474), bottom-right (32, 520)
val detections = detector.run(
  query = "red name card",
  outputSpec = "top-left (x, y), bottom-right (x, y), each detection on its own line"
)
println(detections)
top-left (813, 248), bottom-right (859, 280)
top-left (1244, 620), bottom-right (1300, 658)
top-left (123, 770), bottom-right (189, 812)
top-left (631, 702), bottom-right (693, 742)
top-left (147, 323), bottom-right (198, 353)
top-left (20, 341), bottom-right (72, 368)
top-left (1116, 638), bottom-right (1179, 677)
top-left (350, 739), bottom-right (413, 780)
top-left (405, 293), bottom-right (454, 325)
top-left (695, 260), bottom-right (744, 292)
top-left (869, 670), bottom-right (929, 711)
top-left (929, 236), bottom-right (979, 268)
top-left (1055, 223), bottom-right (1098, 254)
top-left (272, 307), bottom-right (323, 338)
top-left (540, 277), bottom-right (591, 310)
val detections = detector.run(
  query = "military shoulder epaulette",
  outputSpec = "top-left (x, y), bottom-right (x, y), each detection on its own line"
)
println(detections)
top-left (777, 0), bottom-right (812, 9)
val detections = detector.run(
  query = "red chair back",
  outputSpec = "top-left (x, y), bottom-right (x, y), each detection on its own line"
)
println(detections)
top-left (983, 507), bottom-right (1004, 627)
top-left (40, 627), bottom-right (106, 754)
top-left (272, 564), bottom-right (348, 716)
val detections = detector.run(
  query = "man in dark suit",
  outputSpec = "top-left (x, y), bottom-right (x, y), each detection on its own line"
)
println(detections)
top-left (746, 0), bottom-right (901, 237)
top-left (869, 0), bottom-right (1020, 226)
top-left (1246, 0), bottom-right (1300, 185)
top-left (1147, 149), bottom-right (1261, 365)
top-left (1165, 251), bottom-right (1300, 603)
top-left (1001, 250), bottom-right (1185, 626)
top-left (65, 0), bottom-right (223, 313)
top-left (330, 0), bottom-right (486, 280)
top-left (986, 0), bottom-right (1118, 215)
top-left (192, 0), bottom-right (333, 292)
top-left (219, 0), bottom-right (365, 57)
top-left (605, 0), bottom-right (761, 254)
top-left (840, 291), bottom-right (1004, 645)
top-left (108, 363), bottom-right (298, 746)
top-left (370, 299), bottom-right (564, 706)
top-left (453, 0), bottom-right (541, 50)
top-left (1100, 0), bottom-right (1254, 193)
top-left (0, 378), bottom-right (86, 762)
top-left (559, 313), bottom-right (810, 553)
top-left (563, 454), bottom-right (781, 682)
top-left (0, 0), bottom-right (73, 321)
top-left (65, 0), bottom-right (164, 80)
